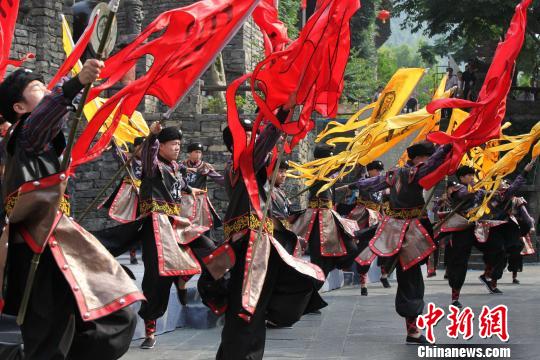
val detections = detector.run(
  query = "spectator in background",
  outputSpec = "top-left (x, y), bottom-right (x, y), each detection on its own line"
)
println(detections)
top-left (443, 67), bottom-right (458, 118)
top-left (405, 96), bottom-right (418, 113)
top-left (445, 67), bottom-right (459, 90)
top-left (373, 86), bottom-right (384, 102)
top-left (462, 64), bottom-right (476, 100)
top-left (456, 71), bottom-right (464, 98)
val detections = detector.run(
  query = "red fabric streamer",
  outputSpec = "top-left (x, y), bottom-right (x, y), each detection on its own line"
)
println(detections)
top-left (69, 0), bottom-right (261, 170)
top-left (227, 0), bottom-right (360, 217)
top-left (0, 0), bottom-right (20, 80)
top-left (420, 0), bottom-right (531, 189)
top-left (5, 52), bottom-right (34, 68)
top-left (47, 14), bottom-right (98, 90)
top-left (252, 0), bottom-right (290, 56)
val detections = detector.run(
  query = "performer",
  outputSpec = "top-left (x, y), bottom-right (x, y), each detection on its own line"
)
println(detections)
top-left (137, 122), bottom-right (212, 349)
top-left (181, 142), bottom-right (224, 235)
top-left (343, 160), bottom-right (390, 295)
top-left (291, 144), bottom-right (360, 279)
top-left (477, 165), bottom-right (533, 293)
top-left (0, 63), bottom-right (143, 359)
top-left (201, 112), bottom-right (325, 360)
top-left (100, 136), bottom-right (145, 264)
top-left (431, 181), bottom-right (460, 281)
top-left (506, 194), bottom-right (535, 284)
top-left (436, 166), bottom-right (493, 308)
top-left (340, 141), bottom-right (453, 344)
top-left (269, 160), bottom-right (327, 317)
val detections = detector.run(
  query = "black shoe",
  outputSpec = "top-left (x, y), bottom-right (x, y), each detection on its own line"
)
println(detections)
top-left (451, 300), bottom-right (463, 309)
top-left (361, 287), bottom-right (368, 296)
top-left (444, 272), bottom-right (448, 280)
top-left (479, 275), bottom-right (495, 294)
top-left (427, 271), bottom-right (437, 278)
top-left (140, 337), bottom-right (156, 349)
top-left (130, 257), bottom-right (138, 265)
top-left (266, 321), bottom-right (292, 329)
top-left (406, 334), bottom-right (429, 345)
top-left (177, 288), bottom-right (188, 306)
top-left (380, 277), bottom-right (391, 288)
top-left (492, 287), bottom-right (504, 294)
top-left (513, 278), bottom-right (520, 284)
top-left (309, 310), bottom-right (322, 315)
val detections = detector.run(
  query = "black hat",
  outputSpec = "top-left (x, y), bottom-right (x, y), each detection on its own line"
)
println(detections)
top-left (158, 126), bottom-right (183, 143)
top-left (456, 165), bottom-right (475, 178)
top-left (222, 119), bottom-right (254, 153)
top-left (279, 160), bottom-right (290, 170)
top-left (0, 68), bottom-right (44, 122)
top-left (447, 180), bottom-right (459, 188)
top-left (314, 144), bottom-right (334, 159)
top-left (366, 160), bottom-right (384, 171)
top-left (407, 141), bottom-right (435, 160)
top-left (133, 136), bottom-right (145, 147)
top-left (187, 142), bottom-right (204, 153)
top-left (241, 118), bottom-right (253, 131)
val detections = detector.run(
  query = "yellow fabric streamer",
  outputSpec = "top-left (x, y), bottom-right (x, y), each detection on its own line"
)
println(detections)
top-left (316, 68), bottom-right (425, 142)
top-left (368, 68), bottom-right (426, 125)
top-left (397, 75), bottom-right (449, 166)
top-left (61, 15), bottom-right (149, 149)
top-left (289, 76), bottom-right (453, 194)
top-left (466, 121), bottom-right (540, 221)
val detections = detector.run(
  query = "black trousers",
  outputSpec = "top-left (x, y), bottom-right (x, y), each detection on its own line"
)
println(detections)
top-left (5, 244), bottom-right (136, 360)
top-left (483, 222), bottom-right (521, 281)
top-left (216, 234), bottom-right (323, 360)
top-left (308, 215), bottom-right (361, 280)
top-left (395, 262), bottom-right (425, 319)
top-left (445, 227), bottom-right (480, 291)
top-left (138, 218), bottom-right (217, 321)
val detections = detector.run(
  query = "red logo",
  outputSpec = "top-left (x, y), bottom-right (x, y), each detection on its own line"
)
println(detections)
top-left (417, 303), bottom-right (509, 343)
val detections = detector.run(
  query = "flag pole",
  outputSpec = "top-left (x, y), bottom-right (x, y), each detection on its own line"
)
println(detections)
top-left (16, 0), bottom-right (121, 326)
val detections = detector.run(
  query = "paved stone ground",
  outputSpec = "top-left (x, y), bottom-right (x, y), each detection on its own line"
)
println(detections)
top-left (123, 264), bottom-right (540, 360)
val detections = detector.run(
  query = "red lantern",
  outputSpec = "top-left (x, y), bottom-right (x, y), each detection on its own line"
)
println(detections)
top-left (377, 9), bottom-right (391, 24)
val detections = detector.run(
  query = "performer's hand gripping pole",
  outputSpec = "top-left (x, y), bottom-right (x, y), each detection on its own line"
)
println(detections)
top-left (17, 0), bottom-right (121, 326)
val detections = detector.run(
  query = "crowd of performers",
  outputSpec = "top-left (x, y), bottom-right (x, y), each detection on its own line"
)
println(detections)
top-left (0, 59), bottom-right (537, 360)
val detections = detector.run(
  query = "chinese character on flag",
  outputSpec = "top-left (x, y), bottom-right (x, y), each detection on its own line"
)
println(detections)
top-left (446, 305), bottom-right (475, 340)
top-left (417, 303), bottom-right (445, 343)
top-left (478, 305), bottom-right (509, 342)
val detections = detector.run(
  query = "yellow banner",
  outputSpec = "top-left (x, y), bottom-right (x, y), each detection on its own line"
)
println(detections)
top-left (316, 68), bottom-right (426, 142)
top-left (369, 68), bottom-right (425, 125)
top-left (289, 76), bottom-right (452, 194)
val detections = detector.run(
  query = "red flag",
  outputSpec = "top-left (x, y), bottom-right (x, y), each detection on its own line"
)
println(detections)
top-left (69, 0), bottom-right (261, 169)
top-left (252, 0), bottom-right (290, 56)
top-left (420, 0), bottom-right (531, 189)
top-left (47, 13), bottom-right (98, 90)
top-left (0, 0), bottom-right (20, 80)
top-left (227, 0), bottom-right (360, 217)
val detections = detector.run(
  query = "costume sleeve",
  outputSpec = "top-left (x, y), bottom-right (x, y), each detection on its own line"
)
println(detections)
top-left (19, 76), bottom-right (84, 154)
top-left (141, 134), bottom-right (159, 178)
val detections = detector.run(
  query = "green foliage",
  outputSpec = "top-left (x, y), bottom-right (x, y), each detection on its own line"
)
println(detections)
top-left (207, 97), bottom-right (226, 114)
top-left (278, 0), bottom-right (301, 39)
top-left (343, 50), bottom-right (379, 103)
top-left (393, 0), bottom-right (540, 76)
top-left (376, 42), bottom-right (439, 107)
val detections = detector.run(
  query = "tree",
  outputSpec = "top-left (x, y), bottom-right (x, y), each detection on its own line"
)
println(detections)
top-left (393, 0), bottom-right (540, 77)
top-left (278, 0), bottom-right (302, 39)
